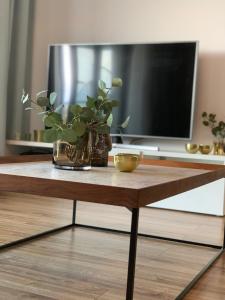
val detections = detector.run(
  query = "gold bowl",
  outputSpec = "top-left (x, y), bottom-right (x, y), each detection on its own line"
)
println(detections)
top-left (185, 143), bottom-right (199, 154)
top-left (114, 153), bottom-right (141, 172)
top-left (199, 144), bottom-right (212, 154)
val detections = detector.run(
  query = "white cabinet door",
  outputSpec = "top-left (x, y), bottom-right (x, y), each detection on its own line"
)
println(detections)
top-left (149, 178), bottom-right (225, 216)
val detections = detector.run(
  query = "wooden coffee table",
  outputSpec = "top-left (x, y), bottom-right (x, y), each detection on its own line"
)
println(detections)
top-left (0, 155), bottom-right (225, 300)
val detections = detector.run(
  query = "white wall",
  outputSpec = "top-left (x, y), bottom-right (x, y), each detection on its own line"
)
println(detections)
top-left (0, 0), bottom-right (13, 154)
top-left (30, 0), bottom-right (225, 151)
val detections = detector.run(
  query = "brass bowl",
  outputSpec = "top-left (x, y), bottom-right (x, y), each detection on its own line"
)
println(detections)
top-left (199, 144), bottom-right (212, 155)
top-left (114, 153), bottom-right (141, 172)
top-left (185, 143), bottom-right (199, 154)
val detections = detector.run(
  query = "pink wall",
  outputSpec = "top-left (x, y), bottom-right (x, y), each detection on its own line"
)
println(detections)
top-left (30, 0), bottom-right (225, 151)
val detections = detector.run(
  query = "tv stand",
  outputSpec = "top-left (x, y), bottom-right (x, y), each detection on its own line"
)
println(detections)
top-left (112, 143), bottom-right (159, 152)
top-left (110, 144), bottom-right (225, 216)
top-left (111, 136), bottom-right (123, 144)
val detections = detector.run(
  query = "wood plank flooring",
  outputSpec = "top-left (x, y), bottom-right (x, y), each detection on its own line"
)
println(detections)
top-left (0, 192), bottom-right (224, 299)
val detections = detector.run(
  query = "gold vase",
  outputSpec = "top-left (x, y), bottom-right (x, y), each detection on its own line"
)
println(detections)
top-left (213, 142), bottom-right (225, 155)
top-left (33, 129), bottom-right (44, 142)
top-left (53, 135), bottom-right (92, 170)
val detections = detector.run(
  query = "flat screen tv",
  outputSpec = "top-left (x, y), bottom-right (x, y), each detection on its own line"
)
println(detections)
top-left (48, 42), bottom-right (198, 139)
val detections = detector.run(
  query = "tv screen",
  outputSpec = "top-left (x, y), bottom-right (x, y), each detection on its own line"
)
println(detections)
top-left (48, 42), bottom-right (198, 139)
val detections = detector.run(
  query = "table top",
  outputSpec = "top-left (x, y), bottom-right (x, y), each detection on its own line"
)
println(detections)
top-left (0, 155), bottom-right (224, 208)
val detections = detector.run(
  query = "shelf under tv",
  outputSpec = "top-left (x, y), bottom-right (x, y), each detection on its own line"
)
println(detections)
top-left (6, 139), bottom-right (225, 163)
top-left (6, 139), bottom-right (52, 148)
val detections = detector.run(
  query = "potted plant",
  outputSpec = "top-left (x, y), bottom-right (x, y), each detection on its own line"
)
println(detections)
top-left (202, 112), bottom-right (225, 154)
top-left (21, 78), bottom-right (129, 169)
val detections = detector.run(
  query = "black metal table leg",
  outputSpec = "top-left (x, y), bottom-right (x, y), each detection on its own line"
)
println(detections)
top-left (126, 208), bottom-right (139, 300)
top-left (72, 200), bottom-right (77, 225)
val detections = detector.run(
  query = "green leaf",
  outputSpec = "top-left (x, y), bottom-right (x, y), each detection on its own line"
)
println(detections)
top-left (98, 80), bottom-right (106, 90)
top-left (37, 110), bottom-right (49, 115)
top-left (121, 116), bottom-right (130, 128)
top-left (94, 99), bottom-right (102, 110)
top-left (44, 112), bottom-right (62, 128)
top-left (70, 104), bottom-right (82, 115)
top-left (61, 128), bottom-right (77, 143)
top-left (203, 120), bottom-right (209, 126)
top-left (50, 92), bottom-right (57, 105)
top-left (80, 107), bottom-right (96, 121)
top-left (98, 87), bottom-right (107, 98)
top-left (57, 130), bottom-right (63, 140)
top-left (43, 129), bottom-right (58, 142)
top-left (110, 100), bottom-right (119, 107)
top-left (112, 77), bottom-right (123, 87)
top-left (86, 96), bottom-right (95, 108)
top-left (97, 95), bottom-right (104, 101)
top-left (55, 104), bottom-right (64, 113)
top-left (21, 93), bottom-right (29, 104)
top-left (37, 97), bottom-right (49, 107)
top-left (107, 113), bottom-right (113, 127)
top-left (209, 113), bottom-right (216, 121)
top-left (72, 121), bottom-right (86, 137)
top-left (212, 127), bottom-right (219, 136)
top-left (202, 112), bottom-right (207, 117)
top-left (96, 125), bottom-right (110, 134)
top-left (103, 102), bottom-right (112, 114)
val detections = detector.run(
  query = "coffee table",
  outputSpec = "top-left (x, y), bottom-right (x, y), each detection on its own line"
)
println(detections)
top-left (0, 155), bottom-right (224, 300)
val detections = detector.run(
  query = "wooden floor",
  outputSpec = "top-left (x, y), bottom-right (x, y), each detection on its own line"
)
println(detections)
top-left (0, 192), bottom-right (225, 299)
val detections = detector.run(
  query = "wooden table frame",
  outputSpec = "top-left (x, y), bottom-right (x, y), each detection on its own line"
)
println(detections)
top-left (0, 155), bottom-right (225, 300)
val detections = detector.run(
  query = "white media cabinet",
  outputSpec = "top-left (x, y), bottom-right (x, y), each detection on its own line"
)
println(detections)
top-left (110, 144), bottom-right (225, 216)
top-left (6, 140), bottom-right (225, 216)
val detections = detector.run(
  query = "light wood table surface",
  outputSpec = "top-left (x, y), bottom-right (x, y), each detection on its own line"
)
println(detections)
top-left (0, 156), bottom-right (223, 208)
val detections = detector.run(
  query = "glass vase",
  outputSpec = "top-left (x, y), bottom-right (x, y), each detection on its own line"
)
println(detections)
top-left (53, 136), bottom-right (92, 170)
